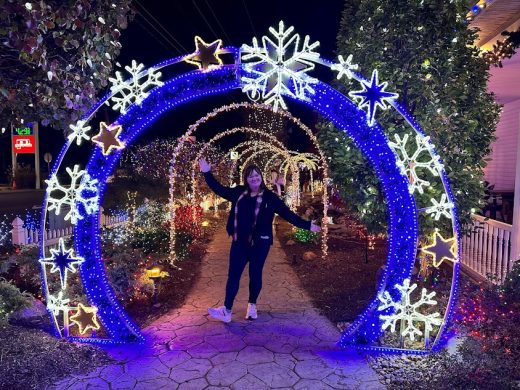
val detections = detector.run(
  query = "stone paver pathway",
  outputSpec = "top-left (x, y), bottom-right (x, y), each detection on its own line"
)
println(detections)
top-left (50, 228), bottom-right (384, 389)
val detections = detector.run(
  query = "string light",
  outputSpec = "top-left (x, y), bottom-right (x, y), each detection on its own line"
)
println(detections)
top-left (37, 23), bottom-right (461, 352)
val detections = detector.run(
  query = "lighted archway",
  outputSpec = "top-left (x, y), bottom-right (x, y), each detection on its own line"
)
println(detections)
top-left (39, 22), bottom-right (460, 353)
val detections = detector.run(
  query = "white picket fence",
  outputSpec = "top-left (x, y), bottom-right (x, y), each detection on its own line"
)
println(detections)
top-left (460, 214), bottom-right (514, 284)
top-left (10, 208), bottom-right (127, 248)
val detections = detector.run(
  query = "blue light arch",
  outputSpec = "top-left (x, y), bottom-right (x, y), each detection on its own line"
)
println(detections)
top-left (70, 64), bottom-right (419, 346)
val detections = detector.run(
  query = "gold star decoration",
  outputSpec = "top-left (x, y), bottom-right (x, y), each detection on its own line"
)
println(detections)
top-left (69, 303), bottom-right (101, 335)
top-left (91, 122), bottom-right (125, 155)
top-left (421, 232), bottom-right (457, 267)
top-left (184, 36), bottom-right (224, 70)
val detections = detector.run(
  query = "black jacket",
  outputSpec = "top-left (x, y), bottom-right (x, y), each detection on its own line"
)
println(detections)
top-left (203, 171), bottom-right (311, 245)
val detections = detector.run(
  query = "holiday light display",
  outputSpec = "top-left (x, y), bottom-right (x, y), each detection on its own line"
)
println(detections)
top-left (45, 165), bottom-right (99, 224)
top-left (378, 279), bottom-right (442, 344)
top-left (37, 22), bottom-right (460, 353)
top-left (108, 60), bottom-right (163, 114)
top-left (348, 69), bottom-right (399, 126)
top-left (69, 303), bottom-right (101, 335)
top-left (241, 20), bottom-right (320, 111)
top-left (422, 231), bottom-right (457, 267)
top-left (91, 122), bottom-right (125, 156)
top-left (184, 36), bottom-right (224, 71)
top-left (68, 119), bottom-right (92, 146)
top-left (388, 133), bottom-right (443, 195)
top-left (39, 238), bottom-right (84, 289)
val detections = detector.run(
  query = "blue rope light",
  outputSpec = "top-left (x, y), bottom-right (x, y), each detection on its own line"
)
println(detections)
top-left (40, 47), bottom-right (459, 352)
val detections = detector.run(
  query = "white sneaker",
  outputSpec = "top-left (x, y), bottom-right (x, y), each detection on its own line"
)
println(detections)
top-left (208, 306), bottom-right (231, 323)
top-left (245, 303), bottom-right (257, 320)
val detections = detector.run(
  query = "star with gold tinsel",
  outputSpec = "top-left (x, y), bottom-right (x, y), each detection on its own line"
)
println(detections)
top-left (69, 303), bottom-right (101, 335)
top-left (421, 231), bottom-right (457, 267)
top-left (92, 122), bottom-right (125, 155)
top-left (184, 36), bottom-right (224, 70)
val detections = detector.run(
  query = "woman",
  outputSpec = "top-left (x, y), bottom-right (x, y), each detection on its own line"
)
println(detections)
top-left (199, 158), bottom-right (321, 322)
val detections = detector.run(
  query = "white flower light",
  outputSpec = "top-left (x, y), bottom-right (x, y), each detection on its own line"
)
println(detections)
top-left (331, 54), bottom-right (358, 80)
top-left (67, 120), bottom-right (92, 146)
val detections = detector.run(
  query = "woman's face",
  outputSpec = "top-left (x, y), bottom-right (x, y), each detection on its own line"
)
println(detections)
top-left (247, 169), bottom-right (262, 189)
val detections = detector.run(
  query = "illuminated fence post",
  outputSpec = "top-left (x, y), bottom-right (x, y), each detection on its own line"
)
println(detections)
top-left (11, 217), bottom-right (27, 245)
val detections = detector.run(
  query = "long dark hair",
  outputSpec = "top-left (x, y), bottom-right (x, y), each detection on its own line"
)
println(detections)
top-left (242, 164), bottom-right (266, 191)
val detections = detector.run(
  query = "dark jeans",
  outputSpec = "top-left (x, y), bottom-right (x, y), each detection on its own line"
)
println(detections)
top-left (224, 239), bottom-right (271, 310)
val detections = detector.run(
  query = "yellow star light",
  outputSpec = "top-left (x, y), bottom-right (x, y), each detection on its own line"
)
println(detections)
top-left (69, 303), bottom-right (101, 335)
top-left (184, 36), bottom-right (224, 70)
top-left (91, 122), bottom-right (125, 155)
top-left (421, 232), bottom-right (457, 267)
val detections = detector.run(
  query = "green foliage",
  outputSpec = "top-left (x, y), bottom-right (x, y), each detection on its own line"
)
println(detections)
top-left (3, 245), bottom-right (41, 295)
top-left (131, 229), bottom-right (169, 255)
top-left (175, 231), bottom-right (193, 260)
top-left (320, 0), bottom-right (501, 234)
top-left (0, 0), bottom-right (134, 130)
top-left (293, 228), bottom-right (319, 244)
top-left (0, 278), bottom-right (32, 322)
top-left (105, 250), bottom-right (153, 303)
top-left (501, 260), bottom-right (520, 305)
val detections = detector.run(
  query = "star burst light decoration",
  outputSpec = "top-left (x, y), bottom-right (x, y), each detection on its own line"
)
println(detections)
top-left (184, 36), bottom-right (224, 70)
top-left (240, 20), bottom-right (320, 111)
top-left (39, 238), bottom-right (84, 289)
top-left (92, 122), bottom-right (125, 155)
top-left (421, 231), bottom-right (457, 267)
top-left (349, 69), bottom-right (398, 125)
top-left (69, 303), bottom-right (101, 335)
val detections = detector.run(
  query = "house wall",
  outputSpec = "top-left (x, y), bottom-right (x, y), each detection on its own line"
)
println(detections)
top-left (484, 98), bottom-right (520, 191)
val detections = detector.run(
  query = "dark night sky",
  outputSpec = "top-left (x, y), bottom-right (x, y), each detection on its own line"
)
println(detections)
top-left (115, 0), bottom-right (346, 147)
top-left (1, 1), bottom-right (346, 183)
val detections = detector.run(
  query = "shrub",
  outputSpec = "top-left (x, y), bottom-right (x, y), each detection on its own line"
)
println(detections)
top-left (0, 278), bottom-right (32, 322)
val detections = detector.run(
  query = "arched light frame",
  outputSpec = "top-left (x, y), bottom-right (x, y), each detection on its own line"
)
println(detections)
top-left (39, 52), bottom-right (459, 352)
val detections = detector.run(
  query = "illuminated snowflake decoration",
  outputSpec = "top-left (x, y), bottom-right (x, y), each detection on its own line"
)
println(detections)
top-left (240, 20), bottom-right (320, 111)
top-left (47, 290), bottom-right (71, 316)
top-left (67, 119), bottom-right (92, 146)
top-left (331, 54), bottom-right (358, 80)
top-left (108, 60), bottom-right (164, 114)
top-left (39, 238), bottom-right (84, 289)
top-left (388, 133), bottom-right (443, 194)
top-left (378, 278), bottom-right (442, 342)
top-left (45, 165), bottom-right (99, 224)
top-left (426, 193), bottom-right (454, 221)
top-left (349, 69), bottom-right (398, 125)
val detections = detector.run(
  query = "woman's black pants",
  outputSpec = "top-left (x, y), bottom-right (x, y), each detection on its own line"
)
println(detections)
top-left (224, 239), bottom-right (271, 310)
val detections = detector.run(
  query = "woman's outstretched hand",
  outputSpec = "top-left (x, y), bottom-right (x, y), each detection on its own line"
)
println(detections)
top-left (199, 158), bottom-right (211, 173)
top-left (310, 220), bottom-right (321, 233)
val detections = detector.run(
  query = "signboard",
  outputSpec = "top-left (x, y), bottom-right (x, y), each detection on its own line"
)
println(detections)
top-left (13, 135), bottom-right (35, 154)
top-left (14, 125), bottom-right (33, 136)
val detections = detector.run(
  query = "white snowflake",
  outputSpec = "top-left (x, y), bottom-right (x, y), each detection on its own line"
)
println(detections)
top-left (108, 60), bottom-right (163, 114)
top-left (45, 165), bottom-right (99, 224)
top-left (378, 278), bottom-right (442, 342)
top-left (388, 133), bottom-right (443, 194)
top-left (240, 20), bottom-right (320, 111)
top-left (331, 54), bottom-right (358, 80)
top-left (425, 193), bottom-right (454, 221)
top-left (67, 119), bottom-right (92, 146)
top-left (47, 290), bottom-right (71, 317)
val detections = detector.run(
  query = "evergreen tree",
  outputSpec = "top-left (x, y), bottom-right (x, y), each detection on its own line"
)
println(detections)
top-left (318, 0), bottom-right (501, 234)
